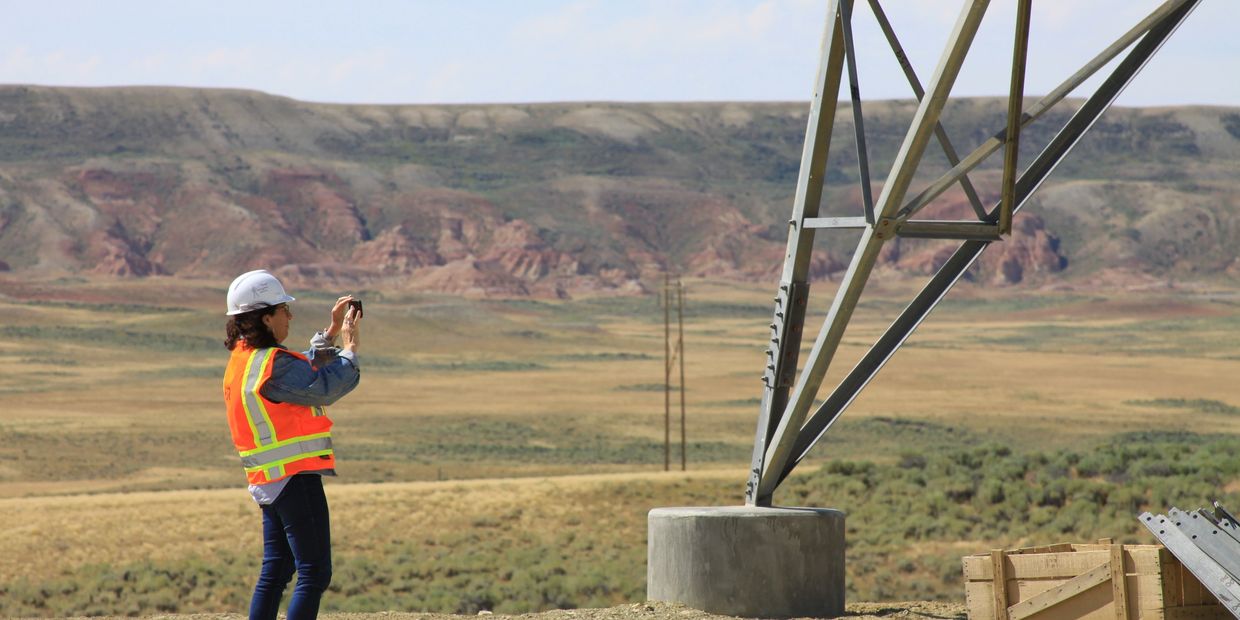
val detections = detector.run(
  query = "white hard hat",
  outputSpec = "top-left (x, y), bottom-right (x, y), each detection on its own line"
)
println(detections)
top-left (226, 269), bottom-right (296, 316)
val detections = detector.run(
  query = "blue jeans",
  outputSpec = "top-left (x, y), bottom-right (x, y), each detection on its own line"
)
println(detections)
top-left (249, 474), bottom-right (333, 620)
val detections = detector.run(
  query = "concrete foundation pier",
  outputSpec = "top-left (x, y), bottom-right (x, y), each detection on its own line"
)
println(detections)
top-left (647, 506), bottom-right (846, 618)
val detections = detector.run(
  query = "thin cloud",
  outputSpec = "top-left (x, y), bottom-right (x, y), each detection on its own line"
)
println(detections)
top-left (1, 47), bottom-right (103, 83)
top-left (0, 1), bottom-right (1232, 105)
top-left (327, 50), bottom-right (392, 84)
top-left (511, 1), bottom-right (598, 41)
top-left (190, 47), bottom-right (261, 72)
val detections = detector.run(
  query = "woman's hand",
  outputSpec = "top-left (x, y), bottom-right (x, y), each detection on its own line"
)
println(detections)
top-left (341, 306), bottom-right (361, 353)
top-left (325, 295), bottom-right (355, 341)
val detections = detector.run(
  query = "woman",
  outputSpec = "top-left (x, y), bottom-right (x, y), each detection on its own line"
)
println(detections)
top-left (222, 269), bottom-right (362, 620)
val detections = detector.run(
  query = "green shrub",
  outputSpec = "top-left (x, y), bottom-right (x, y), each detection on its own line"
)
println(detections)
top-left (10, 431), bottom-right (1240, 615)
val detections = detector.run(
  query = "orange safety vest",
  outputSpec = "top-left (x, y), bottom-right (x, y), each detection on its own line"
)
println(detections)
top-left (223, 343), bottom-right (335, 485)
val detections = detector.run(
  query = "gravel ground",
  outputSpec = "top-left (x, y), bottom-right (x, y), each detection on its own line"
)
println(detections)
top-left (61, 600), bottom-right (967, 620)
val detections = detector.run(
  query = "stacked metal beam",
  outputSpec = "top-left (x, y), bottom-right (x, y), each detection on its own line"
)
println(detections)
top-left (1140, 503), bottom-right (1240, 618)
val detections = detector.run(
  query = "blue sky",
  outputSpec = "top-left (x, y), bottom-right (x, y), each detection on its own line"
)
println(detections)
top-left (0, 1), bottom-right (1234, 106)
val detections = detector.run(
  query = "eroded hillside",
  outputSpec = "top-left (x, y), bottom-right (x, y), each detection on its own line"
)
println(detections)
top-left (0, 86), bottom-right (1237, 295)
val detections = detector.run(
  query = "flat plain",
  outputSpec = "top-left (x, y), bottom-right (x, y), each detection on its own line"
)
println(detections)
top-left (2, 274), bottom-right (1239, 616)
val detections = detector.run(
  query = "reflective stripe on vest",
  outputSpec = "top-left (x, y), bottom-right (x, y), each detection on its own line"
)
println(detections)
top-left (241, 348), bottom-right (278, 446)
top-left (239, 433), bottom-right (333, 469)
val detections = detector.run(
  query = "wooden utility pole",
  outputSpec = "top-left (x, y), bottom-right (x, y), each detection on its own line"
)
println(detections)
top-left (662, 274), bottom-right (688, 472)
top-left (677, 280), bottom-right (686, 471)
top-left (663, 273), bottom-right (671, 472)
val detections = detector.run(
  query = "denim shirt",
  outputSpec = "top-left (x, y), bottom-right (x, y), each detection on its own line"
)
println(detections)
top-left (249, 331), bottom-right (360, 505)
top-left (260, 331), bottom-right (361, 406)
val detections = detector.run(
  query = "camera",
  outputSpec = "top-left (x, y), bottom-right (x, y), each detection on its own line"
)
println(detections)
top-left (348, 299), bottom-right (363, 318)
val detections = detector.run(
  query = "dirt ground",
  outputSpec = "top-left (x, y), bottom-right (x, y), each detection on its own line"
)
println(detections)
top-left (65, 601), bottom-right (967, 620)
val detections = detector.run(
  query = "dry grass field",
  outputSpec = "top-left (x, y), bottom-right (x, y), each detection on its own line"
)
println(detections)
top-left (1, 274), bottom-right (1239, 615)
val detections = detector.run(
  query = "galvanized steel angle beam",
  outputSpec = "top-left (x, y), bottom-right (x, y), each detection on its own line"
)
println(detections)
top-left (762, 282), bottom-right (810, 392)
top-left (745, 0), bottom-right (846, 506)
top-left (866, 0), bottom-right (987, 221)
top-left (803, 216), bottom-right (869, 229)
top-left (1193, 505), bottom-right (1240, 550)
top-left (1216, 501), bottom-right (1240, 530)
top-left (839, 0), bottom-right (876, 225)
top-left (997, 0), bottom-right (1032, 235)
top-left (752, 0), bottom-right (993, 505)
top-left (1170, 508), bottom-right (1240, 582)
top-left (895, 0), bottom-right (1199, 222)
top-left (1141, 510), bottom-right (1240, 618)
top-left (745, 0), bottom-right (1206, 502)
top-left (896, 220), bottom-right (1003, 241)
top-left (773, 0), bottom-right (1203, 490)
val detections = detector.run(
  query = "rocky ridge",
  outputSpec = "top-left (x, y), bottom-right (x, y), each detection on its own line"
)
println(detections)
top-left (0, 86), bottom-right (1236, 296)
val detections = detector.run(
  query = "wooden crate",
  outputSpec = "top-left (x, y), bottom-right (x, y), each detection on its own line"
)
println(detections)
top-left (963, 541), bottom-right (1233, 620)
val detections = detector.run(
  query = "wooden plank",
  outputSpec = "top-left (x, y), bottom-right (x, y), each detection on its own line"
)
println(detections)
top-left (1165, 605), bottom-right (1236, 619)
top-left (1031, 586), bottom-right (1115, 620)
top-left (967, 582), bottom-right (995, 620)
top-left (1131, 571), bottom-right (1168, 615)
top-left (966, 552), bottom-right (1108, 580)
top-left (962, 555), bottom-right (988, 580)
top-left (995, 549), bottom-right (1012, 620)
top-left (965, 549), bottom-right (1165, 581)
top-left (1183, 563), bottom-right (1205, 606)
top-left (1112, 544), bottom-right (1131, 620)
top-left (972, 575), bottom-right (1180, 620)
top-left (1165, 548), bottom-right (1185, 607)
top-left (1077, 544), bottom-right (1114, 552)
top-left (1014, 578), bottom-right (1166, 607)
top-left (1132, 548), bottom-right (1173, 577)
top-left (1008, 562), bottom-right (1111, 620)
top-left (1009, 577), bottom-right (1114, 620)
top-left (1011, 543), bottom-right (1077, 555)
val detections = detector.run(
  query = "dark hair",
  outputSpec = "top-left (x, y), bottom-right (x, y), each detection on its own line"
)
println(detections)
top-left (225, 306), bottom-right (280, 350)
